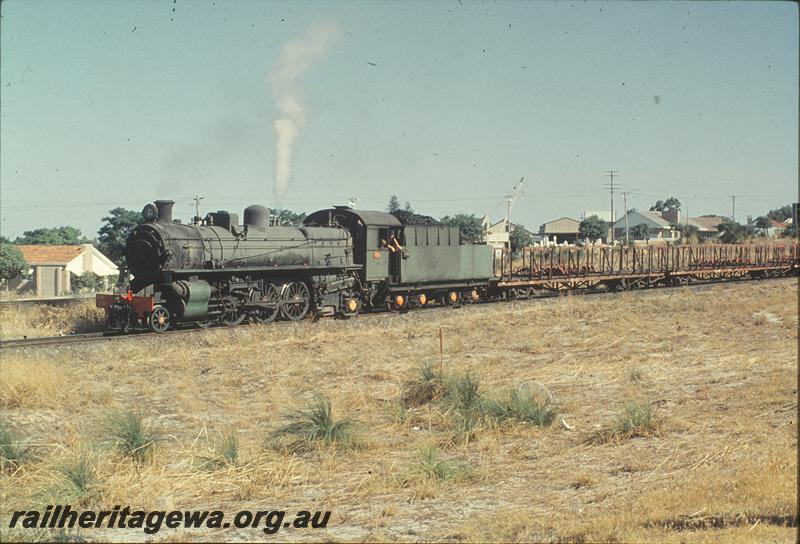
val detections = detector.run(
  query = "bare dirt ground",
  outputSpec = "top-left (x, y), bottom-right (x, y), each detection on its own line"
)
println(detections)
top-left (1, 278), bottom-right (797, 542)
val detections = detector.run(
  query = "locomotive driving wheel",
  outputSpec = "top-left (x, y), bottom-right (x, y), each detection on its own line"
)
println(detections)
top-left (281, 281), bottom-right (310, 321)
top-left (149, 305), bottom-right (171, 333)
top-left (250, 284), bottom-right (280, 324)
top-left (220, 296), bottom-right (246, 326)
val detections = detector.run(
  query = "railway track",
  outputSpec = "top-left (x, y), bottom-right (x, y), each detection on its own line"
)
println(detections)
top-left (1, 274), bottom-right (792, 351)
top-left (0, 295), bottom-right (95, 308)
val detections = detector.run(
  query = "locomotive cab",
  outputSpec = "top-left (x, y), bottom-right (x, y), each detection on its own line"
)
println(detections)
top-left (304, 207), bottom-right (403, 286)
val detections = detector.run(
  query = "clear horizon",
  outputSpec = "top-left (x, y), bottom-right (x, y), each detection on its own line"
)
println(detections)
top-left (1, 0), bottom-right (797, 240)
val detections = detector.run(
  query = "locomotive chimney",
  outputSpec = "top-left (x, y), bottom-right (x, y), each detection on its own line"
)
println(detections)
top-left (154, 200), bottom-right (175, 223)
top-left (244, 205), bottom-right (269, 229)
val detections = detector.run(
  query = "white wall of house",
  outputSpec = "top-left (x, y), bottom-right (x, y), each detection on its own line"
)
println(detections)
top-left (66, 244), bottom-right (118, 277)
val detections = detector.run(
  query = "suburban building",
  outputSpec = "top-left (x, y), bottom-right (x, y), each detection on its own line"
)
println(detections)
top-left (690, 216), bottom-right (726, 239)
top-left (539, 217), bottom-right (581, 244)
top-left (481, 215), bottom-right (510, 250)
top-left (613, 210), bottom-right (678, 241)
top-left (10, 244), bottom-right (118, 297)
top-left (756, 219), bottom-right (788, 238)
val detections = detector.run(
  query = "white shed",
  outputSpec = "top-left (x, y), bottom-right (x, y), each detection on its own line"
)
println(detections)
top-left (13, 244), bottom-right (118, 297)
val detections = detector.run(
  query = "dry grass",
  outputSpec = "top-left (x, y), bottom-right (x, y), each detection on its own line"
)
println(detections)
top-left (0, 301), bottom-right (104, 340)
top-left (0, 278), bottom-right (796, 542)
top-left (0, 359), bottom-right (65, 409)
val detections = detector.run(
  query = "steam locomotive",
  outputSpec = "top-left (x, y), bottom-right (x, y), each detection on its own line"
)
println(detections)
top-left (97, 200), bottom-right (495, 332)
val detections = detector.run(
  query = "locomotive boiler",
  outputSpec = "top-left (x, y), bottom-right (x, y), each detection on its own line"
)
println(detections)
top-left (98, 200), bottom-right (361, 332)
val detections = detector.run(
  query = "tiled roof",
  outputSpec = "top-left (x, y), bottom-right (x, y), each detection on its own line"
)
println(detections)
top-left (691, 216), bottom-right (726, 231)
top-left (614, 211), bottom-right (672, 229)
top-left (17, 245), bottom-right (85, 264)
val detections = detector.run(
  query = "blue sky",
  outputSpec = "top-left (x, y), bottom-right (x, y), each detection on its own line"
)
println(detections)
top-left (1, 0), bottom-right (797, 239)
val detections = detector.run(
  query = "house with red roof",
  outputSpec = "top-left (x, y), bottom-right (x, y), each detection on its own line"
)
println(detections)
top-left (10, 244), bottom-right (118, 297)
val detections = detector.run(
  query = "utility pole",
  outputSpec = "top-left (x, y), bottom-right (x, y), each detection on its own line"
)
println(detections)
top-left (604, 170), bottom-right (620, 243)
top-left (621, 191), bottom-right (631, 244)
top-left (731, 194), bottom-right (736, 221)
top-left (504, 177), bottom-right (525, 248)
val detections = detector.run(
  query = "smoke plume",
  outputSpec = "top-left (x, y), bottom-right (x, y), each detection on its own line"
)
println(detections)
top-left (268, 21), bottom-right (340, 201)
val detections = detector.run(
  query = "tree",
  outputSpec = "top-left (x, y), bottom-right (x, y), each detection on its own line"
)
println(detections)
top-left (630, 223), bottom-right (650, 240)
top-left (97, 208), bottom-right (144, 266)
top-left (440, 214), bottom-right (484, 244)
top-left (718, 218), bottom-right (753, 243)
top-left (0, 243), bottom-right (28, 282)
top-left (510, 224), bottom-right (533, 253)
top-left (272, 209), bottom-right (307, 226)
top-left (578, 215), bottom-right (608, 241)
top-left (766, 205), bottom-right (793, 222)
top-left (386, 195), bottom-right (401, 213)
top-left (676, 223), bottom-right (700, 243)
top-left (754, 216), bottom-right (772, 236)
top-left (404, 201), bottom-right (414, 213)
top-left (15, 226), bottom-right (86, 245)
top-left (650, 197), bottom-right (681, 212)
top-left (391, 209), bottom-right (439, 225)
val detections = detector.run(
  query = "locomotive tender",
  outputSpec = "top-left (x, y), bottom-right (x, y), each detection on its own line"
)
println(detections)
top-left (97, 200), bottom-right (495, 332)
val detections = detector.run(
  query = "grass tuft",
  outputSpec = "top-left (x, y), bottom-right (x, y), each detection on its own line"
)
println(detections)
top-left (276, 394), bottom-right (358, 452)
top-left (0, 422), bottom-right (31, 471)
top-left (443, 373), bottom-right (482, 413)
top-left (100, 410), bottom-right (163, 461)
top-left (483, 386), bottom-right (558, 426)
top-left (401, 361), bottom-right (445, 407)
top-left (589, 400), bottom-right (661, 444)
top-left (58, 450), bottom-right (97, 501)
top-left (628, 367), bottom-right (644, 383)
top-left (200, 429), bottom-right (239, 470)
top-left (399, 446), bottom-right (468, 485)
top-left (615, 401), bottom-right (658, 437)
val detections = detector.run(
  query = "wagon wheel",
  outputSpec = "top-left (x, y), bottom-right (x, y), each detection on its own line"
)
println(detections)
top-left (220, 297), bottom-right (246, 326)
top-left (196, 320), bottom-right (212, 329)
top-left (251, 284), bottom-right (280, 324)
top-left (281, 281), bottom-right (310, 321)
top-left (149, 305), bottom-right (171, 333)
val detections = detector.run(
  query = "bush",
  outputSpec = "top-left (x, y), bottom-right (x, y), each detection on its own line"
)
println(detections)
top-left (100, 410), bottom-right (163, 461)
top-left (277, 395), bottom-right (357, 452)
top-left (71, 272), bottom-right (102, 294)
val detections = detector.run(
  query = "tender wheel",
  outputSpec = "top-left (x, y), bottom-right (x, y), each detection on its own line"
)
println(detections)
top-left (251, 284), bottom-right (280, 324)
top-left (221, 297), bottom-right (246, 326)
top-left (149, 305), bottom-right (171, 333)
top-left (281, 281), bottom-right (310, 321)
